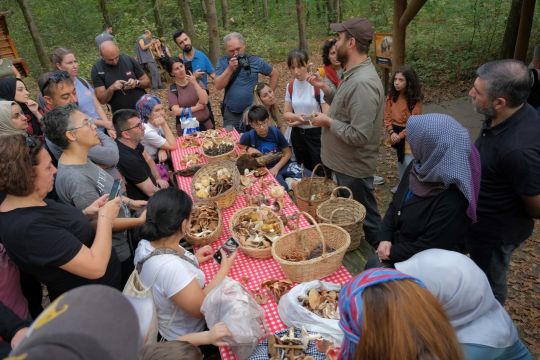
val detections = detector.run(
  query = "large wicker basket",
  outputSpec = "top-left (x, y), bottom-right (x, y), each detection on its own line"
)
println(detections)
top-left (230, 206), bottom-right (285, 259)
top-left (316, 186), bottom-right (366, 251)
top-left (191, 160), bottom-right (240, 209)
top-left (202, 137), bottom-right (238, 162)
top-left (272, 212), bottom-right (350, 282)
top-left (185, 202), bottom-right (223, 246)
top-left (293, 164), bottom-right (337, 218)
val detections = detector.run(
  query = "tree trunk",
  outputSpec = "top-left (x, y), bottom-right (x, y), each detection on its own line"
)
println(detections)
top-left (152, 0), bottom-right (164, 38)
top-left (335, 0), bottom-right (341, 22)
top-left (263, 0), bottom-right (269, 19)
top-left (220, 0), bottom-right (229, 29)
top-left (296, 0), bottom-right (308, 52)
top-left (514, 0), bottom-right (536, 61)
top-left (327, 0), bottom-right (337, 25)
top-left (500, 0), bottom-right (523, 58)
top-left (392, 0), bottom-right (427, 71)
top-left (16, 0), bottom-right (48, 71)
top-left (179, 0), bottom-right (196, 44)
top-left (98, 0), bottom-right (113, 27)
top-left (203, 0), bottom-right (220, 65)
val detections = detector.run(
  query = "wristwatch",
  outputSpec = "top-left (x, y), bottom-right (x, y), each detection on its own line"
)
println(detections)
top-left (135, 79), bottom-right (140, 87)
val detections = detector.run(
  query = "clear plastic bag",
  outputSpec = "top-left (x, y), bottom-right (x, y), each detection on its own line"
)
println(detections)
top-left (201, 277), bottom-right (268, 359)
top-left (179, 108), bottom-right (199, 135)
top-left (278, 280), bottom-right (343, 346)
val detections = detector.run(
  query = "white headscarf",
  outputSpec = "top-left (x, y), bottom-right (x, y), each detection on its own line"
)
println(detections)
top-left (0, 100), bottom-right (26, 136)
top-left (395, 249), bottom-right (518, 348)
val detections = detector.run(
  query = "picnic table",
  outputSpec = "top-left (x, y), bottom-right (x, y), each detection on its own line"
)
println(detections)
top-left (171, 129), bottom-right (351, 359)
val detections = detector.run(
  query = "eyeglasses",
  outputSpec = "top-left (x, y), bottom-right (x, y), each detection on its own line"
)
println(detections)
top-left (67, 117), bottom-right (95, 131)
top-left (122, 121), bottom-right (144, 132)
top-left (39, 71), bottom-right (71, 94)
top-left (251, 120), bottom-right (267, 129)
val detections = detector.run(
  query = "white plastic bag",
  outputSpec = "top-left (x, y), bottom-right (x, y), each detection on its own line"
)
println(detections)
top-left (179, 108), bottom-right (199, 135)
top-left (201, 277), bottom-right (267, 359)
top-left (278, 280), bottom-right (343, 346)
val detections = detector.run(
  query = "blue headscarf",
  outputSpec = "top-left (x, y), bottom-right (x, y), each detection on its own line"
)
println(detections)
top-left (135, 94), bottom-right (161, 123)
top-left (338, 268), bottom-right (425, 360)
top-left (406, 113), bottom-right (481, 222)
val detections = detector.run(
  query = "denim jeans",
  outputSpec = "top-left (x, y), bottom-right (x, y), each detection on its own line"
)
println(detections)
top-left (331, 170), bottom-right (381, 248)
top-left (144, 61), bottom-right (162, 89)
top-left (468, 241), bottom-right (518, 305)
top-left (222, 107), bottom-right (244, 133)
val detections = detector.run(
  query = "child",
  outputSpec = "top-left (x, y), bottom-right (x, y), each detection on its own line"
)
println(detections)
top-left (384, 65), bottom-right (423, 188)
top-left (239, 105), bottom-right (307, 190)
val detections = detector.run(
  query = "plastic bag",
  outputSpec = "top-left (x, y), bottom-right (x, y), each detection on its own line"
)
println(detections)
top-left (123, 269), bottom-right (158, 346)
top-left (278, 280), bottom-right (343, 346)
top-left (179, 108), bottom-right (199, 135)
top-left (201, 277), bottom-right (267, 359)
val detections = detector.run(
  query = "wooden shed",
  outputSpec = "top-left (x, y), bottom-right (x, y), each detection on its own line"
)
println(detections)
top-left (0, 11), bottom-right (29, 77)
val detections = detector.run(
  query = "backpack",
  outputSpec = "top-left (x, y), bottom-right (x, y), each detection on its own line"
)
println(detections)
top-left (247, 126), bottom-right (282, 150)
top-left (287, 80), bottom-right (322, 112)
top-left (77, 76), bottom-right (91, 89)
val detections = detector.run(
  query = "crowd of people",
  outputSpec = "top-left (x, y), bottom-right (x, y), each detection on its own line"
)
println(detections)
top-left (0, 15), bottom-right (539, 360)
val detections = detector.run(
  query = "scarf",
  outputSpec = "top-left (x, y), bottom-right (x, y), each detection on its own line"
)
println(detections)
top-left (407, 113), bottom-right (480, 222)
top-left (136, 94), bottom-right (161, 123)
top-left (323, 64), bottom-right (340, 87)
top-left (395, 249), bottom-right (519, 348)
top-left (338, 268), bottom-right (425, 360)
top-left (0, 100), bottom-right (25, 136)
top-left (0, 76), bottom-right (42, 136)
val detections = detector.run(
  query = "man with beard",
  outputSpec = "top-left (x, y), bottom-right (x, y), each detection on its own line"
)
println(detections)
top-left (311, 17), bottom-right (384, 248)
top-left (467, 59), bottom-right (540, 305)
top-left (173, 30), bottom-right (215, 88)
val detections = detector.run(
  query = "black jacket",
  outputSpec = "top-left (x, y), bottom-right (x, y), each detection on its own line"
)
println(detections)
top-left (378, 166), bottom-right (469, 262)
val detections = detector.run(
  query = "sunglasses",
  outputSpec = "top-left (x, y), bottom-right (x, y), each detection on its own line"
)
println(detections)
top-left (40, 71), bottom-right (71, 94)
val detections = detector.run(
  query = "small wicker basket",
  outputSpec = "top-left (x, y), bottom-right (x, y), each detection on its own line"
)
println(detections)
top-left (230, 206), bottom-right (285, 259)
top-left (272, 212), bottom-right (350, 282)
top-left (293, 164), bottom-right (337, 218)
top-left (191, 160), bottom-right (240, 209)
top-left (185, 202), bottom-right (223, 246)
top-left (202, 138), bottom-right (237, 162)
top-left (316, 186), bottom-right (366, 251)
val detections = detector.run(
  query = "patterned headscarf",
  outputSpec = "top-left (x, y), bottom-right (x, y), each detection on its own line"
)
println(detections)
top-left (338, 268), bottom-right (425, 360)
top-left (407, 113), bottom-right (481, 222)
top-left (135, 94), bottom-right (161, 123)
top-left (0, 100), bottom-right (25, 136)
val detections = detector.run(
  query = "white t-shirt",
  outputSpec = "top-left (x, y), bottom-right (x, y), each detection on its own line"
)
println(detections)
top-left (134, 240), bottom-right (206, 340)
top-left (284, 79), bottom-right (326, 129)
top-left (141, 123), bottom-right (166, 160)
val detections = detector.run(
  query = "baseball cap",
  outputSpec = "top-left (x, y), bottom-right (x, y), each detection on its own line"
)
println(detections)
top-left (7, 285), bottom-right (141, 360)
top-left (330, 17), bottom-right (374, 46)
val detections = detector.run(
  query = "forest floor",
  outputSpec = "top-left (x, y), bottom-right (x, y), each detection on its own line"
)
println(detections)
top-left (158, 59), bottom-right (539, 357)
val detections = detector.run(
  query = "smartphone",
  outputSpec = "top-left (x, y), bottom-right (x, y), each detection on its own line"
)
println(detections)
top-left (213, 237), bottom-right (240, 264)
top-left (108, 179), bottom-right (122, 201)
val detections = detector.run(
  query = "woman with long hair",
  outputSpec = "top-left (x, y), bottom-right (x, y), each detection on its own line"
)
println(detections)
top-left (385, 65), bottom-right (423, 184)
top-left (51, 47), bottom-right (116, 137)
top-left (134, 188), bottom-right (236, 351)
top-left (165, 58), bottom-right (211, 135)
top-left (0, 135), bottom-right (122, 303)
top-left (338, 268), bottom-right (464, 360)
top-left (243, 82), bottom-right (285, 133)
top-left (395, 249), bottom-right (532, 360)
top-left (0, 77), bottom-right (42, 137)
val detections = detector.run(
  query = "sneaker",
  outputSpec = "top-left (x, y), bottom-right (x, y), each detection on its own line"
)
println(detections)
top-left (373, 175), bottom-right (385, 185)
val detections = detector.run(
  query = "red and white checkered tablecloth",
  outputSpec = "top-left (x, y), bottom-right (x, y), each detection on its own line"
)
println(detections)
top-left (171, 129), bottom-right (351, 360)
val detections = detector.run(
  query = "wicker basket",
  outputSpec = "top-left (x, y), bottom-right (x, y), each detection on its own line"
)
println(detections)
top-left (191, 160), bottom-right (240, 209)
top-left (185, 202), bottom-right (223, 246)
top-left (293, 164), bottom-right (337, 218)
top-left (272, 212), bottom-right (350, 282)
top-left (316, 186), bottom-right (366, 251)
top-left (202, 139), bottom-right (237, 162)
top-left (230, 206), bottom-right (285, 259)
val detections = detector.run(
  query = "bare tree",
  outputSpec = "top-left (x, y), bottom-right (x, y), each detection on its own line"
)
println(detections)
top-left (203, 0), bottom-right (220, 65)
top-left (263, 0), bottom-right (269, 19)
top-left (296, 0), bottom-right (308, 52)
top-left (220, 0), bottom-right (229, 29)
top-left (98, 0), bottom-right (113, 27)
top-left (391, 0), bottom-right (427, 71)
top-left (152, 0), bottom-right (164, 38)
top-left (327, 0), bottom-right (340, 24)
top-left (514, 0), bottom-right (536, 61)
top-left (500, 0), bottom-right (523, 58)
top-left (179, 0), bottom-right (196, 44)
top-left (16, 0), bottom-right (48, 71)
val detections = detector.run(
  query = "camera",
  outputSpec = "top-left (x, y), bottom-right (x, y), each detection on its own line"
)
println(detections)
top-left (236, 55), bottom-right (251, 71)
top-left (184, 60), bottom-right (193, 74)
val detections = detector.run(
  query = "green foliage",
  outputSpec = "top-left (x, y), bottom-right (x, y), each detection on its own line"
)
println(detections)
top-left (3, 0), bottom-right (540, 88)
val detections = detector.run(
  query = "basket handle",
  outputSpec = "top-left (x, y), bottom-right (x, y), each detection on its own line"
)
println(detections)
top-left (295, 211), bottom-right (327, 256)
top-left (307, 163), bottom-right (329, 205)
top-left (331, 186), bottom-right (353, 200)
top-left (329, 207), bottom-right (348, 223)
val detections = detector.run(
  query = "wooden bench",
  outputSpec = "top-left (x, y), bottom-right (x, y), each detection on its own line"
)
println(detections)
top-left (0, 11), bottom-right (29, 77)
